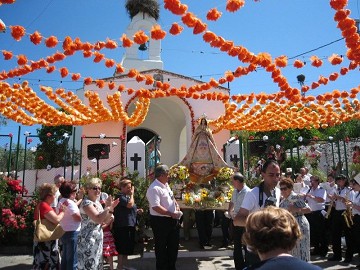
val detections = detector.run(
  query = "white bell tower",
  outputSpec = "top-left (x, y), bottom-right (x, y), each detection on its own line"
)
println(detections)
top-left (120, 1), bottom-right (163, 72)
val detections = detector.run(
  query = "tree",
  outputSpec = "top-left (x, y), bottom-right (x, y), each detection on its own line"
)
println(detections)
top-left (34, 125), bottom-right (74, 169)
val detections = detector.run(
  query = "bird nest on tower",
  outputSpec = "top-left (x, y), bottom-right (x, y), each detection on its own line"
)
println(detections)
top-left (125, 0), bottom-right (160, 20)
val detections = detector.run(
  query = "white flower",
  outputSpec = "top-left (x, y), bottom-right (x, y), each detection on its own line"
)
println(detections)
top-left (112, 141), bottom-right (118, 146)
top-left (24, 131), bottom-right (31, 137)
top-left (99, 133), bottom-right (106, 139)
top-left (276, 144), bottom-right (281, 149)
top-left (263, 135), bottom-right (268, 141)
top-left (30, 146), bottom-right (37, 152)
top-left (63, 133), bottom-right (69, 139)
top-left (91, 158), bottom-right (97, 163)
top-left (46, 165), bottom-right (52, 171)
top-left (328, 136), bottom-right (333, 141)
top-left (298, 136), bottom-right (303, 142)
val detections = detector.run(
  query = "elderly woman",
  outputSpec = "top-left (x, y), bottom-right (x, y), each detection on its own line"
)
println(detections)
top-left (58, 181), bottom-right (82, 270)
top-left (279, 178), bottom-right (311, 261)
top-left (33, 183), bottom-right (65, 270)
top-left (77, 178), bottom-right (119, 270)
top-left (242, 207), bottom-right (321, 270)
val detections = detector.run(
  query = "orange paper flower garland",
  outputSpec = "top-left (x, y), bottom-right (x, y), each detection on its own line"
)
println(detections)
top-left (1, 0), bottom-right (360, 131)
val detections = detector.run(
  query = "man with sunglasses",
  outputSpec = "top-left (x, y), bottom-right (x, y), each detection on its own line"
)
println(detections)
top-left (146, 164), bottom-right (182, 270)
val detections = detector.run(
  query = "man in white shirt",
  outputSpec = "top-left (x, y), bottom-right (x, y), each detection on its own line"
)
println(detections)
top-left (233, 160), bottom-right (281, 267)
top-left (146, 164), bottom-right (182, 270)
top-left (304, 175), bottom-right (328, 257)
top-left (228, 172), bottom-right (250, 270)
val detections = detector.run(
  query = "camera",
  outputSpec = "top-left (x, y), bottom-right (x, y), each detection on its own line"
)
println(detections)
top-left (264, 196), bottom-right (277, 207)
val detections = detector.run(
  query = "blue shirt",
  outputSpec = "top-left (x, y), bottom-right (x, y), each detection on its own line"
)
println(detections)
top-left (113, 192), bottom-right (137, 227)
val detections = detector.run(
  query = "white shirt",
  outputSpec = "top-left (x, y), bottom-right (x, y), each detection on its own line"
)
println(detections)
top-left (241, 186), bottom-right (281, 213)
top-left (146, 179), bottom-right (176, 217)
top-left (51, 189), bottom-right (61, 208)
top-left (231, 184), bottom-right (251, 215)
top-left (335, 186), bottom-right (352, 211)
top-left (306, 186), bottom-right (326, 211)
top-left (57, 198), bottom-right (81, 231)
top-left (351, 191), bottom-right (360, 215)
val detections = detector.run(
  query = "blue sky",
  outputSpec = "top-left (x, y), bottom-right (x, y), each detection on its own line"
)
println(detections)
top-left (0, 0), bottom-right (360, 137)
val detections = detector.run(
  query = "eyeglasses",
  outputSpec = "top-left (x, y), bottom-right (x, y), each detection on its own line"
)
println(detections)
top-left (91, 186), bottom-right (101, 191)
top-left (280, 187), bottom-right (288, 191)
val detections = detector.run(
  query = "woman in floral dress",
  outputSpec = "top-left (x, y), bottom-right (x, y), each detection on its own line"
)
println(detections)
top-left (279, 177), bottom-right (311, 261)
top-left (77, 178), bottom-right (119, 270)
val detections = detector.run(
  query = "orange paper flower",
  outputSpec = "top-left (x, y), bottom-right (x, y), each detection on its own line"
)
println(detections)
top-left (193, 21), bottom-right (207, 35)
top-left (293, 59), bottom-right (305, 68)
top-left (275, 55), bottom-right (288, 67)
top-left (310, 56), bottom-right (323, 67)
top-left (71, 73), bottom-right (81, 81)
top-left (207, 8), bottom-right (222, 21)
top-left (330, 0), bottom-right (348, 11)
top-left (84, 77), bottom-right (93, 85)
top-left (45, 36), bottom-right (59, 48)
top-left (17, 54), bottom-right (27, 66)
top-left (105, 38), bottom-right (118, 49)
top-left (10, 25), bottom-right (25, 41)
top-left (226, 0), bottom-right (245, 12)
top-left (60, 67), bottom-right (69, 78)
top-left (169, 23), bottom-right (183, 35)
top-left (151, 25), bottom-right (167, 40)
top-left (328, 53), bottom-right (343, 65)
top-left (133, 30), bottom-right (149, 45)
top-left (105, 59), bottom-right (115, 68)
top-left (2, 50), bottom-right (13, 60)
top-left (29, 31), bottom-right (42, 45)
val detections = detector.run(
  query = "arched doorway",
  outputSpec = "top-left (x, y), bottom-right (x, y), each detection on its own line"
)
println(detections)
top-left (127, 128), bottom-right (157, 144)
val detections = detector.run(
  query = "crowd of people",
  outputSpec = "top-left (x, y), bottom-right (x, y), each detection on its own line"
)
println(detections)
top-left (31, 148), bottom-right (360, 270)
top-left (32, 175), bottom-right (142, 270)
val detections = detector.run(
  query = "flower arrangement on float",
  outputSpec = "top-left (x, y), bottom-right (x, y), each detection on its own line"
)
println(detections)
top-left (169, 165), bottom-right (234, 209)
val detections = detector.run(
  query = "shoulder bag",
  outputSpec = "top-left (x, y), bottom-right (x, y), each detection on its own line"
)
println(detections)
top-left (33, 206), bottom-right (65, 242)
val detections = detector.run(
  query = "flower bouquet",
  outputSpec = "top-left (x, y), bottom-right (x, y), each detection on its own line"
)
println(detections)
top-left (216, 167), bottom-right (234, 181)
top-left (168, 164), bottom-right (190, 181)
top-left (168, 164), bottom-right (189, 199)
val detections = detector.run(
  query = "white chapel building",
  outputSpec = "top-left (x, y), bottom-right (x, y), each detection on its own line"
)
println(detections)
top-left (77, 2), bottom-right (231, 177)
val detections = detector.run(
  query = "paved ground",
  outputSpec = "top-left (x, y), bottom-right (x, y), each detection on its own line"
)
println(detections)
top-left (1, 237), bottom-right (359, 269)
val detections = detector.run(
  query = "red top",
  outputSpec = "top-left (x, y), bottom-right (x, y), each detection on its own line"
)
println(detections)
top-left (33, 201), bottom-right (53, 220)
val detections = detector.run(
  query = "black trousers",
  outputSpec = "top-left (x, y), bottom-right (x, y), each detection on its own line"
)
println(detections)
top-left (195, 210), bottom-right (214, 246)
top-left (305, 210), bottom-right (328, 254)
top-left (331, 210), bottom-right (353, 259)
top-left (233, 225), bottom-right (245, 270)
top-left (150, 215), bottom-right (180, 270)
top-left (350, 214), bottom-right (360, 255)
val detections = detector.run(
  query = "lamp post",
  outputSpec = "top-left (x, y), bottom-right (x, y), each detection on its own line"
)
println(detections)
top-left (297, 74), bottom-right (306, 97)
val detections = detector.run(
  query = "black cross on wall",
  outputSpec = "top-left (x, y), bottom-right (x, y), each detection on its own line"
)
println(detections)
top-left (230, 154), bottom-right (240, 168)
top-left (130, 153), bottom-right (142, 171)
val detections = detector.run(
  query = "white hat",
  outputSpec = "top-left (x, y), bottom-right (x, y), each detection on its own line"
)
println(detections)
top-left (353, 173), bottom-right (360, 185)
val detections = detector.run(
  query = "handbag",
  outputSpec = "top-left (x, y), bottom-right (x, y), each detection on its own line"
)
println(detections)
top-left (33, 206), bottom-right (65, 242)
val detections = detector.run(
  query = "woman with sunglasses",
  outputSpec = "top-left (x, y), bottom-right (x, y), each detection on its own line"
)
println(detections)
top-left (279, 177), bottom-right (311, 261)
top-left (77, 178), bottom-right (119, 270)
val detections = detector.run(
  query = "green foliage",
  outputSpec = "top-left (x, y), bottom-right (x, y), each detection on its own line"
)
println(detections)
top-left (35, 125), bottom-right (79, 169)
top-left (280, 156), bottom-right (306, 174)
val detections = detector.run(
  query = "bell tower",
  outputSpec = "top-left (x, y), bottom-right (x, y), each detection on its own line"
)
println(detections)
top-left (119, 0), bottom-right (163, 73)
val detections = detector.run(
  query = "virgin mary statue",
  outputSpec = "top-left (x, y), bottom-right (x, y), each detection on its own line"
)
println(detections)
top-left (180, 116), bottom-right (229, 183)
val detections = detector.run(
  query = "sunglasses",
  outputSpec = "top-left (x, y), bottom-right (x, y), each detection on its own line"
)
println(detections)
top-left (280, 187), bottom-right (288, 191)
top-left (91, 186), bottom-right (101, 191)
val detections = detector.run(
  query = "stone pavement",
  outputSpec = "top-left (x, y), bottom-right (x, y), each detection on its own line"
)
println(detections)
top-left (0, 236), bottom-right (359, 269)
